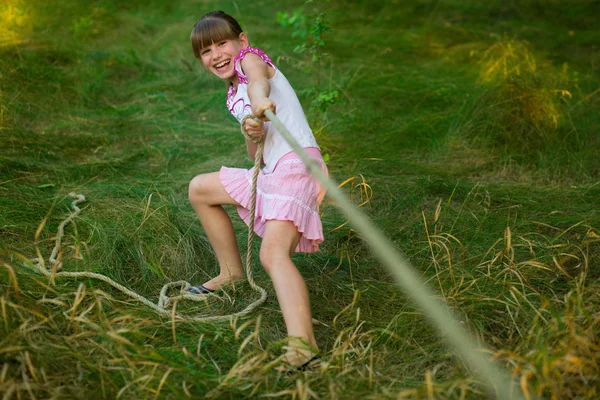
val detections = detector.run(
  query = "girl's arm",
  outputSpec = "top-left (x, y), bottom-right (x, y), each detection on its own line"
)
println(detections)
top-left (241, 53), bottom-right (276, 119)
top-left (242, 113), bottom-right (263, 160)
top-left (246, 139), bottom-right (258, 160)
top-left (240, 53), bottom-right (276, 161)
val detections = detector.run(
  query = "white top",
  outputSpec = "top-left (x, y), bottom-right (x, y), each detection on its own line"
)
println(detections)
top-left (226, 47), bottom-right (319, 173)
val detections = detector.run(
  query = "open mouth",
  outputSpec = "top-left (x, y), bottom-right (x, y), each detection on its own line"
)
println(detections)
top-left (214, 60), bottom-right (231, 71)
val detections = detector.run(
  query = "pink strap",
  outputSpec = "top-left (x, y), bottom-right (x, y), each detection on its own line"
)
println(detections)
top-left (234, 46), bottom-right (276, 84)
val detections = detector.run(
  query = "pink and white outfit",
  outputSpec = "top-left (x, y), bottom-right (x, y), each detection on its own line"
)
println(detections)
top-left (219, 46), bottom-right (327, 253)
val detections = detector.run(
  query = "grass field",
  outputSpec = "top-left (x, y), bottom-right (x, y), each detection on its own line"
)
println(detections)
top-left (1, 0), bottom-right (599, 398)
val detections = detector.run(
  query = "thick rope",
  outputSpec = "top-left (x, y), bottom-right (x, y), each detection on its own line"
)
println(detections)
top-left (264, 109), bottom-right (524, 400)
top-left (23, 124), bottom-right (268, 322)
top-left (241, 116), bottom-right (268, 310)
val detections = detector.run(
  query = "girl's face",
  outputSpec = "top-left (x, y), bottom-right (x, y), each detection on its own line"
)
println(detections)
top-left (200, 32), bottom-right (248, 82)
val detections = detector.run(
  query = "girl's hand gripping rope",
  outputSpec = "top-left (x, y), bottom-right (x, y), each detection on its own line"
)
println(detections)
top-left (241, 114), bottom-right (265, 140)
top-left (241, 114), bottom-right (265, 144)
top-left (251, 97), bottom-right (276, 121)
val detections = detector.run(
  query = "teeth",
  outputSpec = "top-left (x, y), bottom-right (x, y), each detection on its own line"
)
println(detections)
top-left (215, 60), bottom-right (229, 69)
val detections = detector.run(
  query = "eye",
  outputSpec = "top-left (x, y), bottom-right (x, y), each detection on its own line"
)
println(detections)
top-left (218, 41), bottom-right (227, 47)
top-left (201, 49), bottom-right (210, 56)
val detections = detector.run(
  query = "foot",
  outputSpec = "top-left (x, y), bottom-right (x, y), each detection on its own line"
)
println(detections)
top-left (276, 351), bottom-right (321, 374)
top-left (278, 337), bottom-right (320, 371)
top-left (199, 273), bottom-right (245, 292)
top-left (284, 348), bottom-right (319, 367)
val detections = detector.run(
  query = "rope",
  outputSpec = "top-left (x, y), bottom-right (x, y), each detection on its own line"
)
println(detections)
top-left (241, 115), bottom-right (268, 312)
top-left (263, 109), bottom-right (524, 400)
top-left (23, 120), bottom-right (268, 323)
top-left (20, 107), bottom-right (523, 397)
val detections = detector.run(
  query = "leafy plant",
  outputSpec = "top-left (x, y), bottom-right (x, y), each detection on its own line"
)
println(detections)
top-left (277, 2), bottom-right (339, 117)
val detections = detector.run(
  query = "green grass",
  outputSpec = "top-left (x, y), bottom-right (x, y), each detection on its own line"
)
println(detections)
top-left (1, 0), bottom-right (599, 398)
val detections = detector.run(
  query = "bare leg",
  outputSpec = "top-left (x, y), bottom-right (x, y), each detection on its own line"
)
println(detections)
top-left (189, 172), bottom-right (245, 290)
top-left (260, 220), bottom-right (319, 365)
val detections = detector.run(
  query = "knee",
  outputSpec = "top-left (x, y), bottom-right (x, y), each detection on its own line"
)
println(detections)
top-left (259, 241), bottom-right (288, 274)
top-left (188, 174), bottom-right (210, 204)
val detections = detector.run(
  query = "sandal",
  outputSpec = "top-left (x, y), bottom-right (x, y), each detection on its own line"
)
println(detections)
top-left (276, 355), bottom-right (321, 375)
top-left (297, 355), bottom-right (321, 372)
top-left (187, 284), bottom-right (215, 295)
top-left (187, 278), bottom-right (246, 296)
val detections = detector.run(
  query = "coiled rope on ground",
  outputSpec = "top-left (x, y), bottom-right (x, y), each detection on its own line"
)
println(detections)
top-left (23, 117), bottom-right (268, 323)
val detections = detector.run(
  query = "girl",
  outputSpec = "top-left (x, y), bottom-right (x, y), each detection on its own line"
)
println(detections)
top-left (188, 11), bottom-right (327, 369)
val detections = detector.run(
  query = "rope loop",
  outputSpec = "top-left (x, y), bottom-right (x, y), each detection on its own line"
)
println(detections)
top-left (21, 112), bottom-right (266, 323)
top-left (24, 132), bottom-right (268, 323)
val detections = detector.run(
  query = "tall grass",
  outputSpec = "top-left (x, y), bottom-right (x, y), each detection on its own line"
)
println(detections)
top-left (1, 0), bottom-right (599, 398)
top-left (2, 201), bottom-right (598, 398)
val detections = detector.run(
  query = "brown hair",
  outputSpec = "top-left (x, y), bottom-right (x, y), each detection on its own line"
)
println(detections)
top-left (191, 11), bottom-right (243, 59)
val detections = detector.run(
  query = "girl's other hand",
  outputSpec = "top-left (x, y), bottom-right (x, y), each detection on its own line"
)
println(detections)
top-left (252, 97), bottom-right (276, 121)
top-left (243, 116), bottom-right (265, 139)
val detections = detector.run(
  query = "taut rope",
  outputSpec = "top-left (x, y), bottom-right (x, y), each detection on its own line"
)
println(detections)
top-left (24, 121), bottom-right (268, 322)
top-left (264, 109), bottom-right (523, 400)
top-left (21, 108), bottom-right (523, 397)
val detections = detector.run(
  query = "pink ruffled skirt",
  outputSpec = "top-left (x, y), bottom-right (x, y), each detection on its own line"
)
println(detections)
top-left (220, 147), bottom-right (327, 253)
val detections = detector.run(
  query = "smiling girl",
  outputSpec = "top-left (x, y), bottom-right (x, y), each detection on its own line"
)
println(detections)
top-left (188, 10), bottom-right (327, 370)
